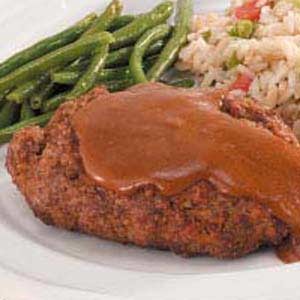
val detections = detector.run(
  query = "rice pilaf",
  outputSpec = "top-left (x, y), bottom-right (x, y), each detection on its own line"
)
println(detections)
top-left (177, 0), bottom-right (300, 138)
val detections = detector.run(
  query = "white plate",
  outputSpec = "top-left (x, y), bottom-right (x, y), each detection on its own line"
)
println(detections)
top-left (0, 1), bottom-right (300, 299)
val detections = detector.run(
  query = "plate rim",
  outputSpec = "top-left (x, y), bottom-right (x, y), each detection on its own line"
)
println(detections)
top-left (1, 0), bottom-right (300, 298)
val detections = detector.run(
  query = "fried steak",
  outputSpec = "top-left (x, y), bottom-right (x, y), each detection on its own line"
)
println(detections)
top-left (7, 83), bottom-right (299, 259)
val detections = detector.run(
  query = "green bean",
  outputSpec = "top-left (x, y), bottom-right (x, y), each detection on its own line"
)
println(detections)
top-left (66, 0), bottom-right (122, 75)
top-left (52, 72), bottom-right (79, 85)
top-left (109, 15), bottom-right (136, 31)
top-left (145, 40), bottom-right (167, 57)
top-left (0, 91), bottom-right (10, 109)
top-left (143, 55), bottom-right (159, 68)
top-left (52, 66), bottom-right (131, 85)
top-left (84, 0), bottom-right (123, 36)
top-left (52, 56), bottom-right (158, 86)
top-left (6, 75), bottom-right (49, 103)
top-left (65, 57), bottom-right (91, 72)
top-left (64, 40), bottom-right (165, 73)
top-left (147, 0), bottom-right (193, 81)
top-left (0, 14), bottom-right (97, 79)
top-left (32, 81), bottom-right (55, 101)
top-left (0, 32), bottom-right (114, 94)
top-left (67, 44), bottom-right (109, 100)
top-left (168, 78), bottom-right (196, 88)
top-left (0, 112), bottom-right (53, 144)
top-left (0, 101), bottom-right (19, 129)
top-left (0, 99), bottom-right (5, 111)
top-left (106, 46), bottom-right (141, 67)
top-left (20, 100), bottom-right (35, 121)
top-left (130, 24), bottom-right (171, 84)
top-left (30, 82), bottom-right (56, 110)
top-left (43, 77), bottom-right (135, 112)
top-left (96, 66), bottom-right (132, 82)
top-left (105, 78), bottom-right (135, 92)
top-left (112, 1), bottom-right (174, 49)
top-left (106, 40), bottom-right (165, 68)
top-left (42, 92), bottom-right (69, 113)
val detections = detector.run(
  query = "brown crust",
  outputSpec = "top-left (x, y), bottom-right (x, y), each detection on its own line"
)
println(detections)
top-left (6, 86), bottom-right (293, 259)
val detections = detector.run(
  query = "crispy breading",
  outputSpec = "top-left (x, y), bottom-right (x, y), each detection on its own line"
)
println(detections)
top-left (6, 85), bottom-right (293, 258)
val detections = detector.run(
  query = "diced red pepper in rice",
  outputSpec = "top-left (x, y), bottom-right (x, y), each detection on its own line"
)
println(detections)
top-left (234, 0), bottom-right (262, 21)
top-left (230, 74), bottom-right (253, 92)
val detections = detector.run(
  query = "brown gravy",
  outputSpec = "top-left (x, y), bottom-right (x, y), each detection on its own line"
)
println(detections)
top-left (73, 83), bottom-right (300, 260)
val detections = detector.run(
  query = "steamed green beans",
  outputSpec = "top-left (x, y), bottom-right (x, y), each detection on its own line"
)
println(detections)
top-left (62, 40), bottom-right (165, 73)
top-left (42, 92), bottom-right (69, 113)
top-left (0, 0), bottom-right (195, 145)
top-left (0, 102), bottom-right (19, 129)
top-left (67, 0), bottom-right (122, 78)
top-left (0, 112), bottom-right (53, 144)
top-left (0, 14), bottom-right (97, 79)
top-left (169, 78), bottom-right (196, 88)
top-left (106, 40), bottom-right (165, 67)
top-left (6, 75), bottom-right (49, 103)
top-left (65, 57), bottom-right (91, 72)
top-left (30, 82), bottom-right (55, 110)
top-left (52, 56), bottom-right (157, 85)
top-left (130, 24), bottom-right (171, 83)
top-left (52, 66), bottom-right (131, 85)
top-left (105, 78), bottom-right (135, 92)
top-left (84, 0), bottom-right (123, 36)
top-left (0, 32), bottom-right (114, 94)
top-left (67, 44), bottom-right (109, 100)
top-left (148, 0), bottom-right (193, 81)
top-left (20, 100), bottom-right (35, 121)
top-left (0, 91), bottom-right (10, 109)
top-left (109, 15), bottom-right (136, 31)
top-left (65, 1), bottom-right (122, 100)
top-left (52, 72), bottom-right (80, 85)
top-left (0, 100), bottom-right (5, 111)
top-left (43, 78), bottom-right (135, 112)
top-left (112, 1), bottom-right (173, 49)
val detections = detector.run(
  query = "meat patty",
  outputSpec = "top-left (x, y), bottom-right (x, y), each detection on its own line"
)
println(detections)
top-left (6, 85), bottom-right (297, 259)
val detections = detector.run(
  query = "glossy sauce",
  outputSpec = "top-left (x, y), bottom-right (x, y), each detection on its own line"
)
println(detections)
top-left (73, 83), bottom-right (300, 259)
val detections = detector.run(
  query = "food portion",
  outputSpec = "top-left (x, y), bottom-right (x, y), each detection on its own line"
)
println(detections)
top-left (177, 0), bottom-right (300, 138)
top-left (6, 82), bottom-right (300, 261)
top-left (4, 0), bottom-right (300, 263)
top-left (0, 0), bottom-right (193, 144)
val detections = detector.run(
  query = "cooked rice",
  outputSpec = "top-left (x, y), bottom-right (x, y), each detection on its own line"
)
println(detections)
top-left (177, 0), bottom-right (300, 138)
